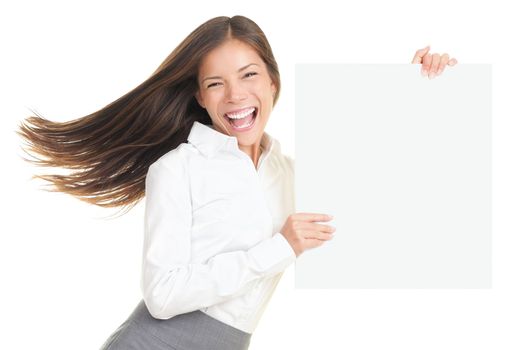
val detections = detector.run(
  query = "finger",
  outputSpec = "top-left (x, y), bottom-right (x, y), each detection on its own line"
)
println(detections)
top-left (300, 229), bottom-right (333, 240)
top-left (299, 222), bottom-right (335, 233)
top-left (428, 53), bottom-right (441, 79)
top-left (421, 53), bottom-right (432, 76)
top-left (295, 213), bottom-right (333, 222)
top-left (304, 238), bottom-right (325, 250)
top-left (411, 45), bottom-right (431, 64)
top-left (436, 53), bottom-right (449, 76)
top-left (319, 233), bottom-right (334, 241)
top-left (307, 222), bottom-right (336, 233)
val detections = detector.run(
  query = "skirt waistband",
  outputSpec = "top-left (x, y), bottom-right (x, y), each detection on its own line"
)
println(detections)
top-left (126, 300), bottom-right (251, 350)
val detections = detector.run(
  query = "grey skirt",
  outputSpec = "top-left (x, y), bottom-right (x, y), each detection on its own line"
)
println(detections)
top-left (100, 300), bottom-right (252, 350)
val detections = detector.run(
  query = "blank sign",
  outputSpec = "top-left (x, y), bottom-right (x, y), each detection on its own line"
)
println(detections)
top-left (295, 64), bottom-right (491, 289)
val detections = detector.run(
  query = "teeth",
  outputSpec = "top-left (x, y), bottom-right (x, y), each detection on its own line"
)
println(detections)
top-left (225, 107), bottom-right (255, 120)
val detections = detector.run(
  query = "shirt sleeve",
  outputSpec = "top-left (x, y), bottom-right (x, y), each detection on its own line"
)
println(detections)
top-left (140, 154), bottom-right (297, 319)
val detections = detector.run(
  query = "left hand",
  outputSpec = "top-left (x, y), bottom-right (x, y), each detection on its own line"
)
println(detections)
top-left (412, 45), bottom-right (458, 79)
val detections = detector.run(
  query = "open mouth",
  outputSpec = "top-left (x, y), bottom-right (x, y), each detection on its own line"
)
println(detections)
top-left (223, 107), bottom-right (258, 131)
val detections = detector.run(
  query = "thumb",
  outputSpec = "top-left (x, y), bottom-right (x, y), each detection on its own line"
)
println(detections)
top-left (411, 45), bottom-right (431, 64)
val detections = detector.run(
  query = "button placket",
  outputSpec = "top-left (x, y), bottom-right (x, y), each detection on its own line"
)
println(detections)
top-left (238, 152), bottom-right (274, 231)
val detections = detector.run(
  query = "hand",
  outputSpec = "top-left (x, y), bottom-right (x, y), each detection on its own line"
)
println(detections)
top-left (280, 213), bottom-right (335, 257)
top-left (412, 45), bottom-right (458, 79)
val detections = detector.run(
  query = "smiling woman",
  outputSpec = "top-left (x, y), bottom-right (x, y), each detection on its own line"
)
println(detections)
top-left (17, 15), bottom-right (335, 350)
top-left (16, 12), bottom-right (458, 350)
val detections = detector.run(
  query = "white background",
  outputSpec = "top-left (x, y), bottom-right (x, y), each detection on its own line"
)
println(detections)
top-left (1, 1), bottom-right (523, 349)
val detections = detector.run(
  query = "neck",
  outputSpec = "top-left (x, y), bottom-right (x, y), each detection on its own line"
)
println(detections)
top-left (210, 123), bottom-right (264, 166)
top-left (239, 143), bottom-right (263, 167)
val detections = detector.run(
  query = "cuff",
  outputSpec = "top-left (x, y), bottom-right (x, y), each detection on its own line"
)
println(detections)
top-left (247, 232), bottom-right (297, 277)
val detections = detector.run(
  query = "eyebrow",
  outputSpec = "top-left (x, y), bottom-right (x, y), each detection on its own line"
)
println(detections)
top-left (201, 63), bottom-right (259, 84)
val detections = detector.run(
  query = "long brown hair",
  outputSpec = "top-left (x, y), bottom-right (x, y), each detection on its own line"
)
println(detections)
top-left (17, 15), bottom-right (281, 215)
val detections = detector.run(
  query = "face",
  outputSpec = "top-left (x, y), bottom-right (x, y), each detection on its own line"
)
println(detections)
top-left (195, 39), bottom-right (276, 150)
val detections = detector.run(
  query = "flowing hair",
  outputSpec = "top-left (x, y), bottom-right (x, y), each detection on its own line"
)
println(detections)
top-left (17, 15), bottom-right (281, 215)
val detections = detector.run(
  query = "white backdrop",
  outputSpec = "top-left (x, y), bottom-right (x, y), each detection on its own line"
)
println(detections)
top-left (1, 1), bottom-right (523, 349)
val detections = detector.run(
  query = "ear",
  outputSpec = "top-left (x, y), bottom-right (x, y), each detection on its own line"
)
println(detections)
top-left (195, 91), bottom-right (205, 109)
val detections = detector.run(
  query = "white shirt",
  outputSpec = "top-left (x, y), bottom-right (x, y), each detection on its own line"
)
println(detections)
top-left (140, 121), bottom-right (297, 334)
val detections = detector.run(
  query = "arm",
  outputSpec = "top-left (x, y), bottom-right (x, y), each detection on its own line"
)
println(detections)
top-left (140, 156), bottom-right (296, 319)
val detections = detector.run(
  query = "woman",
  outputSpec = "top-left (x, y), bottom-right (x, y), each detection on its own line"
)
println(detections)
top-left (18, 15), bottom-right (457, 350)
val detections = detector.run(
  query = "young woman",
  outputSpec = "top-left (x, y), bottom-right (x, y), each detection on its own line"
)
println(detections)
top-left (18, 15), bottom-right (457, 350)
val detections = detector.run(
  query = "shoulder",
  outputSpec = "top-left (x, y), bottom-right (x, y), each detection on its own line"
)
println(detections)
top-left (148, 143), bottom-right (197, 172)
top-left (145, 143), bottom-right (201, 191)
top-left (145, 143), bottom-right (201, 187)
top-left (275, 153), bottom-right (294, 179)
top-left (282, 154), bottom-right (295, 173)
top-left (268, 138), bottom-right (295, 175)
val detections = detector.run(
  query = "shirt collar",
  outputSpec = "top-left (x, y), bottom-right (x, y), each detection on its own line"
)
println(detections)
top-left (187, 121), bottom-right (276, 159)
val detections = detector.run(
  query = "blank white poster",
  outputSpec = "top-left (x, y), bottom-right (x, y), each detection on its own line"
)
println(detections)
top-left (295, 64), bottom-right (491, 288)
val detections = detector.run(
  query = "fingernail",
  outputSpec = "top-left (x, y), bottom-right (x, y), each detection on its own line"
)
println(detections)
top-left (429, 72), bottom-right (436, 79)
top-left (421, 69), bottom-right (427, 77)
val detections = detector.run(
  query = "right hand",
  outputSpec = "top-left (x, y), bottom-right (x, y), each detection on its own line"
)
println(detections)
top-left (280, 213), bottom-right (336, 257)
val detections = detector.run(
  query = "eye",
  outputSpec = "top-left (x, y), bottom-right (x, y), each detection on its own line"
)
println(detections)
top-left (206, 82), bottom-right (222, 89)
top-left (244, 72), bottom-right (258, 78)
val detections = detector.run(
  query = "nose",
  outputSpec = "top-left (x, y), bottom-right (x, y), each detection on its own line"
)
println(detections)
top-left (225, 81), bottom-right (247, 103)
